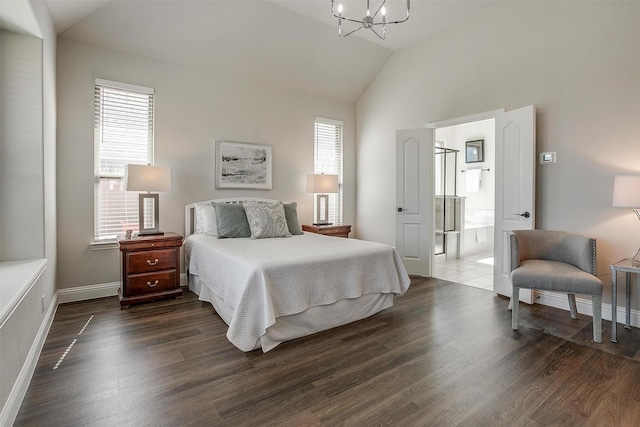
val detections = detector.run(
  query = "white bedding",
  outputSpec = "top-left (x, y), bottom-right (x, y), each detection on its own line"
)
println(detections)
top-left (185, 232), bottom-right (410, 351)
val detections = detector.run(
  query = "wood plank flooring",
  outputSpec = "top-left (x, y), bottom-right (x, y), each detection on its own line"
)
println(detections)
top-left (14, 277), bottom-right (640, 426)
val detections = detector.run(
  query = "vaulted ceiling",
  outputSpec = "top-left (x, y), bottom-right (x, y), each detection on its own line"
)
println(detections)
top-left (47, 0), bottom-right (496, 103)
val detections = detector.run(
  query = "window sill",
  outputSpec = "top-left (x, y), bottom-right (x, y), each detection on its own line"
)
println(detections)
top-left (90, 239), bottom-right (118, 251)
top-left (0, 259), bottom-right (47, 328)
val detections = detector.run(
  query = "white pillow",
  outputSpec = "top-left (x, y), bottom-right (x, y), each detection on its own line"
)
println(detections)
top-left (195, 202), bottom-right (218, 236)
top-left (243, 201), bottom-right (291, 239)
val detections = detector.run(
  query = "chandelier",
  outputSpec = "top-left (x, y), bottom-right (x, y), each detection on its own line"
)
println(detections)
top-left (331, 0), bottom-right (410, 40)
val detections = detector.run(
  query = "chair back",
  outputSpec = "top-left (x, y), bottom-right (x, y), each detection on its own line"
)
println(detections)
top-left (509, 230), bottom-right (596, 275)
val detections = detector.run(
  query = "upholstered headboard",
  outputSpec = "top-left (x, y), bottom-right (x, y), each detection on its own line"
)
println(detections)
top-left (184, 198), bottom-right (279, 238)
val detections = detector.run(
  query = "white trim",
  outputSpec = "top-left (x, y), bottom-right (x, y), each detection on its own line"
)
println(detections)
top-left (90, 240), bottom-right (118, 251)
top-left (426, 109), bottom-right (505, 129)
top-left (57, 274), bottom-right (188, 304)
top-left (57, 282), bottom-right (120, 304)
top-left (535, 290), bottom-right (640, 328)
top-left (0, 293), bottom-right (57, 427)
top-left (95, 78), bottom-right (154, 94)
top-left (314, 116), bottom-right (343, 126)
top-left (0, 259), bottom-right (47, 329)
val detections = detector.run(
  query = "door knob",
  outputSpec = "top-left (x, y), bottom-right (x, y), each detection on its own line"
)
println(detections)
top-left (515, 212), bottom-right (531, 218)
top-left (397, 207), bottom-right (404, 212)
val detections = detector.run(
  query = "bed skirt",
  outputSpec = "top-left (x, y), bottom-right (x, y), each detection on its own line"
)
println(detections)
top-left (189, 273), bottom-right (394, 352)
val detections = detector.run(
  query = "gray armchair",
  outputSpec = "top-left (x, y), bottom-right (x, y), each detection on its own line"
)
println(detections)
top-left (509, 230), bottom-right (603, 343)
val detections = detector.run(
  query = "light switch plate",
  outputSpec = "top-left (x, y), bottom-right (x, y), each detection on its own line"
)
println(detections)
top-left (540, 152), bottom-right (556, 164)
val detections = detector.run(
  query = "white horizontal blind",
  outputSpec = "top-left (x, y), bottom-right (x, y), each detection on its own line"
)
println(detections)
top-left (94, 79), bottom-right (154, 240)
top-left (314, 117), bottom-right (343, 224)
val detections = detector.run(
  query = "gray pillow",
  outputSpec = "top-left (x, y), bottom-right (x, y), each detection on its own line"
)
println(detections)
top-left (212, 202), bottom-right (251, 238)
top-left (244, 201), bottom-right (291, 239)
top-left (283, 202), bottom-right (303, 235)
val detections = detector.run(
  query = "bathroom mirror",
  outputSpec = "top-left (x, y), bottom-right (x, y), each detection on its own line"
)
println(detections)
top-left (465, 139), bottom-right (484, 163)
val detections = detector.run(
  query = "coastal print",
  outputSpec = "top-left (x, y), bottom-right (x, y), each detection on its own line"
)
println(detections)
top-left (216, 141), bottom-right (272, 189)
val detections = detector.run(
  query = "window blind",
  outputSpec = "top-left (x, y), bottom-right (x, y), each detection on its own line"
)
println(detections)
top-left (94, 79), bottom-right (154, 240)
top-left (314, 117), bottom-right (343, 224)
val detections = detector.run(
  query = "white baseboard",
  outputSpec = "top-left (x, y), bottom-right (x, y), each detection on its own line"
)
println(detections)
top-left (57, 273), bottom-right (188, 305)
top-left (535, 290), bottom-right (640, 328)
top-left (0, 293), bottom-right (58, 427)
top-left (57, 281), bottom-right (120, 304)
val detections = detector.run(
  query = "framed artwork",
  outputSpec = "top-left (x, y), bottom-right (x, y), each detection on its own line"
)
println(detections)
top-left (465, 139), bottom-right (484, 163)
top-left (216, 140), bottom-right (272, 189)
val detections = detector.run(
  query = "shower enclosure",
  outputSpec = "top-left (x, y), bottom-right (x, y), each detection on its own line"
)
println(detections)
top-left (434, 146), bottom-right (463, 257)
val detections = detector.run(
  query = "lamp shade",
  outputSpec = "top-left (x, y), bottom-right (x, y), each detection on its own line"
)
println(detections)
top-left (125, 165), bottom-right (172, 192)
top-left (306, 174), bottom-right (339, 193)
top-left (612, 175), bottom-right (640, 208)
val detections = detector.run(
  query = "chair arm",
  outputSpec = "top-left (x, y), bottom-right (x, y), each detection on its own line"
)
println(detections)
top-left (508, 231), bottom-right (520, 272)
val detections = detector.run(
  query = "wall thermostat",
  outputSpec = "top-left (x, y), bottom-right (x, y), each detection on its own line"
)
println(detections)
top-left (540, 152), bottom-right (556, 164)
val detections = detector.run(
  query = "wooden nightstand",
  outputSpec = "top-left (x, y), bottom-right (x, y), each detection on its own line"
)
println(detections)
top-left (302, 224), bottom-right (352, 238)
top-left (117, 232), bottom-right (183, 308)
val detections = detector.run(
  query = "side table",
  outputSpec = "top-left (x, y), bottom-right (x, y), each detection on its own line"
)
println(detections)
top-left (610, 258), bottom-right (640, 342)
top-left (302, 224), bottom-right (351, 238)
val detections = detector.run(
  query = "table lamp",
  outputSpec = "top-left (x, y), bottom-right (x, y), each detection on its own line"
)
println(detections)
top-left (306, 173), bottom-right (339, 225)
top-left (612, 175), bottom-right (640, 264)
top-left (125, 164), bottom-right (172, 235)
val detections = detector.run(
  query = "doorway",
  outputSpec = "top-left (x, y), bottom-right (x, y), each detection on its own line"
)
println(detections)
top-left (432, 118), bottom-right (496, 291)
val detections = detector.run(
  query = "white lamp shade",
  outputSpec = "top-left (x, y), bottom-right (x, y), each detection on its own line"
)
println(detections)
top-left (306, 174), bottom-right (339, 193)
top-left (125, 165), bottom-right (172, 192)
top-left (612, 175), bottom-right (640, 208)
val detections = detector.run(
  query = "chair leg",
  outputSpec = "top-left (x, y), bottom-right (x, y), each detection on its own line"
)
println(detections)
top-left (592, 294), bottom-right (602, 343)
top-left (568, 293), bottom-right (578, 319)
top-left (511, 286), bottom-right (520, 331)
top-left (507, 298), bottom-right (513, 311)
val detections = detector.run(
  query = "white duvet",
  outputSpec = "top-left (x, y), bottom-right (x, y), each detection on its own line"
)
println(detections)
top-left (185, 232), bottom-right (410, 351)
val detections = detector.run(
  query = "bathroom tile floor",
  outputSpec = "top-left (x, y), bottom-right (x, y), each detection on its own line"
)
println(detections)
top-left (433, 251), bottom-right (494, 291)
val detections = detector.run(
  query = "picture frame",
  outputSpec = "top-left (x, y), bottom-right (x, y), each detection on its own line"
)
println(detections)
top-left (216, 140), bottom-right (272, 189)
top-left (465, 139), bottom-right (484, 163)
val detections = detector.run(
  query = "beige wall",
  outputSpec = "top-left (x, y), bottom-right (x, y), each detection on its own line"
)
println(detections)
top-left (0, 0), bottom-right (57, 420)
top-left (56, 38), bottom-right (356, 290)
top-left (356, 1), bottom-right (640, 305)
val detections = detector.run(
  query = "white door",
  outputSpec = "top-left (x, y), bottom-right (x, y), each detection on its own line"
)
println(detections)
top-left (493, 105), bottom-right (536, 303)
top-left (396, 129), bottom-right (434, 276)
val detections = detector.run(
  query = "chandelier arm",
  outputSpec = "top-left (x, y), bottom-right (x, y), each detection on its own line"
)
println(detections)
top-left (375, 13), bottom-right (410, 25)
top-left (339, 26), bottom-right (363, 38)
top-left (334, 15), bottom-right (370, 24)
top-left (371, 0), bottom-right (387, 19)
top-left (369, 26), bottom-right (385, 40)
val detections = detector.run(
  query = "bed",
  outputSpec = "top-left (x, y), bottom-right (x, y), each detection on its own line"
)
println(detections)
top-left (184, 198), bottom-right (411, 352)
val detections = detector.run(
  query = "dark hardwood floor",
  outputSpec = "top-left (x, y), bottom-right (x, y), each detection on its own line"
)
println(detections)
top-left (15, 277), bottom-right (640, 426)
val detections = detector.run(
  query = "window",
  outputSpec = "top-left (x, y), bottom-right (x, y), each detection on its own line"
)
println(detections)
top-left (313, 117), bottom-right (343, 224)
top-left (94, 79), bottom-right (154, 241)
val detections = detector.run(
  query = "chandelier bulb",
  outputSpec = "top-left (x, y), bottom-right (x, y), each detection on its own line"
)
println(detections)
top-left (338, 3), bottom-right (343, 14)
top-left (381, 6), bottom-right (386, 16)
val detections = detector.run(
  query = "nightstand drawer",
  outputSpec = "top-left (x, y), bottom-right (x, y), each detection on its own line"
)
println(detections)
top-left (127, 271), bottom-right (177, 295)
top-left (126, 249), bottom-right (176, 274)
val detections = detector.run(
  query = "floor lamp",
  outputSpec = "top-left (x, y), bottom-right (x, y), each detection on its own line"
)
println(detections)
top-left (612, 175), bottom-right (640, 265)
top-left (306, 173), bottom-right (339, 225)
top-left (125, 164), bottom-right (172, 235)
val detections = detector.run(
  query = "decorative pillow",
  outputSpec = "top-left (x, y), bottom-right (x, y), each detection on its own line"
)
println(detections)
top-left (282, 202), bottom-right (303, 235)
top-left (212, 202), bottom-right (251, 238)
top-left (195, 202), bottom-right (218, 236)
top-left (243, 201), bottom-right (291, 239)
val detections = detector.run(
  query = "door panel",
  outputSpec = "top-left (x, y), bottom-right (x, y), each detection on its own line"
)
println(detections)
top-left (396, 129), bottom-right (434, 276)
top-left (494, 105), bottom-right (536, 302)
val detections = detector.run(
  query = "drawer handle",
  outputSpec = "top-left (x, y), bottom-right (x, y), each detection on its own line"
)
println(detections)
top-left (147, 259), bottom-right (159, 266)
top-left (147, 280), bottom-right (159, 288)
